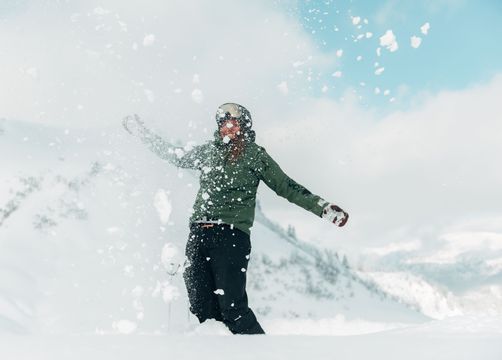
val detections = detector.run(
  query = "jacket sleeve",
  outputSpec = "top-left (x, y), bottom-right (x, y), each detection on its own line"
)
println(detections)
top-left (139, 128), bottom-right (207, 170)
top-left (255, 147), bottom-right (329, 217)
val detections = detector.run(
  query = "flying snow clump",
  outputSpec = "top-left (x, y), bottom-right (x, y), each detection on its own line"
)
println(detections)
top-left (421, 22), bottom-right (431, 35)
top-left (143, 34), bottom-right (155, 47)
top-left (154, 189), bottom-right (172, 224)
top-left (411, 36), bottom-right (422, 48)
top-left (379, 30), bottom-right (398, 52)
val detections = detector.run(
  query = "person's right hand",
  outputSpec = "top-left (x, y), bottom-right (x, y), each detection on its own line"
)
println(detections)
top-left (122, 114), bottom-right (146, 137)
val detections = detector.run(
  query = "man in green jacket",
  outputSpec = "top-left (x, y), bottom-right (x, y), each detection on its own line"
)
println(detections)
top-left (123, 103), bottom-right (348, 335)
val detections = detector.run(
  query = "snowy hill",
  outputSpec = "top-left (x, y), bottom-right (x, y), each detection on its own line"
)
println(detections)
top-left (0, 119), bottom-right (501, 337)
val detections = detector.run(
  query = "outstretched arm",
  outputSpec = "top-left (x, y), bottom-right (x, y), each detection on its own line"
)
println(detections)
top-left (122, 114), bottom-right (206, 170)
top-left (256, 147), bottom-right (348, 227)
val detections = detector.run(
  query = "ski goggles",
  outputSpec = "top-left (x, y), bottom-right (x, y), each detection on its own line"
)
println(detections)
top-left (216, 103), bottom-right (242, 124)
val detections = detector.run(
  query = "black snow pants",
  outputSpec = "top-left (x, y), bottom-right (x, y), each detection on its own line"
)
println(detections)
top-left (183, 223), bottom-right (265, 335)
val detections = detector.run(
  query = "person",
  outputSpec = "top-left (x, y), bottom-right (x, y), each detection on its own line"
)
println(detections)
top-left (122, 103), bottom-right (349, 335)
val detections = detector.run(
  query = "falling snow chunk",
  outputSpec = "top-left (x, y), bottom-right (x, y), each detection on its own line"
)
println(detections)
top-left (154, 189), bottom-right (172, 224)
top-left (375, 67), bottom-right (385, 75)
top-left (379, 30), bottom-right (398, 52)
top-left (421, 22), bottom-right (431, 35)
top-left (384, 89), bottom-right (391, 96)
top-left (366, 32), bottom-right (373, 38)
top-left (336, 49), bottom-right (343, 57)
top-left (241, 268), bottom-right (246, 272)
top-left (202, 192), bottom-right (210, 200)
top-left (214, 289), bottom-right (225, 295)
top-left (222, 135), bottom-right (231, 144)
top-left (191, 89), bottom-right (204, 104)
top-left (321, 85), bottom-right (329, 93)
top-left (374, 87), bottom-right (381, 95)
top-left (352, 16), bottom-right (361, 25)
top-left (376, 47), bottom-right (382, 57)
top-left (143, 34), bottom-right (155, 47)
top-left (356, 55), bottom-right (363, 61)
top-left (332, 71), bottom-right (342, 78)
top-left (113, 320), bottom-right (137, 334)
top-left (277, 81), bottom-right (289, 95)
top-left (411, 36), bottom-right (422, 49)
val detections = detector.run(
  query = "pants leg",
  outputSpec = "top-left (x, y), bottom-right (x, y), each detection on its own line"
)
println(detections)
top-left (183, 227), bottom-right (222, 322)
top-left (207, 226), bottom-right (265, 335)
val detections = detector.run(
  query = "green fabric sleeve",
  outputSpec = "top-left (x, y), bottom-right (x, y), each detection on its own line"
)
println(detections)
top-left (139, 129), bottom-right (207, 170)
top-left (256, 147), bottom-right (329, 217)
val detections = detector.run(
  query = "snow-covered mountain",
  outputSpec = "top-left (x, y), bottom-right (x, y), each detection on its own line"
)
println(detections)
top-left (0, 119), bottom-right (499, 335)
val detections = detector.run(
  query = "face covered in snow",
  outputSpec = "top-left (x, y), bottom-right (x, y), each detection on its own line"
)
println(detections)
top-left (219, 119), bottom-right (241, 143)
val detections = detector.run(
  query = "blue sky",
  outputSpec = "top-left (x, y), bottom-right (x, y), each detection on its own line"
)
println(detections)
top-left (276, 0), bottom-right (502, 109)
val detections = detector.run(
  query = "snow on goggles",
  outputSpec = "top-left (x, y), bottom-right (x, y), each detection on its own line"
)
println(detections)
top-left (216, 103), bottom-right (242, 124)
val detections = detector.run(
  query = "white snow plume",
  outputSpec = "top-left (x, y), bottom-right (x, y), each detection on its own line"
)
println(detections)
top-left (379, 30), bottom-right (398, 52)
top-left (153, 189), bottom-right (172, 224)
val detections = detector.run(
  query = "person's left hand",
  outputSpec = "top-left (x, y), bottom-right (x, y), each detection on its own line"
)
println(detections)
top-left (322, 204), bottom-right (349, 227)
top-left (122, 114), bottom-right (146, 137)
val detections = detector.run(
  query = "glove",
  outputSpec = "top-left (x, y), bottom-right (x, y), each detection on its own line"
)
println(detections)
top-left (122, 114), bottom-right (146, 137)
top-left (322, 203), bottom-right (349, 227)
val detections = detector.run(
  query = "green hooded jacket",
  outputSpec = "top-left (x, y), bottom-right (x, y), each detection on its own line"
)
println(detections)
top-left (140, 128), bottom-right (328, 235)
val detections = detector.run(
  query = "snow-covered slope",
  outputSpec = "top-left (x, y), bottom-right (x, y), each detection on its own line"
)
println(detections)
top-left (0, 119), bottom-right (499, 336)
